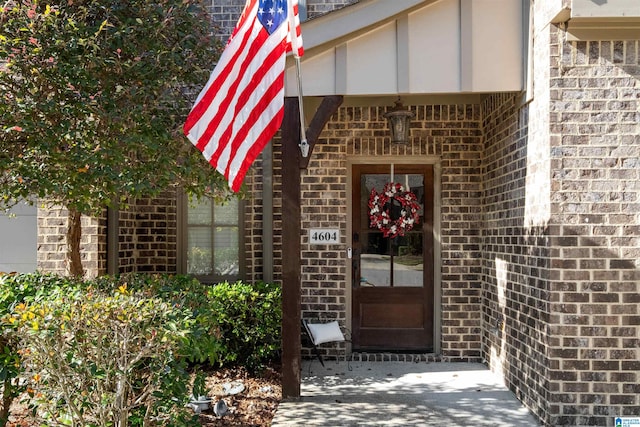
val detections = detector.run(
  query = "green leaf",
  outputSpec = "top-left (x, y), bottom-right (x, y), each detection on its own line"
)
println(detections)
top-left (0, 0), bottom-right (228, 220)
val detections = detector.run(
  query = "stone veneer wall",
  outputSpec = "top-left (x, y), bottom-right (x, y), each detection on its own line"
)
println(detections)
top-left (544, 30), bottom-right (640, 425)
top-left (281, 104), bottom-right (485, 360)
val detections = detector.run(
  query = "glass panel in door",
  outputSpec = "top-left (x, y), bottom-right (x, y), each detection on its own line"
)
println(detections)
top-left (359, 173), bottom-right (425, 288)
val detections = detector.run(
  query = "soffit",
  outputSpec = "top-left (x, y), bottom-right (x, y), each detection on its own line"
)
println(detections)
top-left (550, 0), bottom-right (640, 40)
top-left (285, 0), bottom-right (525, 98)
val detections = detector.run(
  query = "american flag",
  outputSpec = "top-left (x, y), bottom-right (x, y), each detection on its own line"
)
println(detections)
top-left (184, 0), bottom-right (303, 192)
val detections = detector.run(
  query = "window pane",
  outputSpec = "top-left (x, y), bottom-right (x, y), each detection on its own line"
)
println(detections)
top-left (392, 232), bottom-right (423, 287)
top-left (214, 227), bottom-right (239, 276)
top-left (401, 174), bottom-right (425, 232)
top-left (361, 174), bottom-right (390, 228)
top-left (359, 172), bottom-right (424, 288)
top-left (360, 232), bottom-right (390, 287)
top-left (188, 199), bottom-right (212, 225)
top-left (187, 228), bottom-right (212, 275)
top-left (214, 199), bottom-right (238, 225)
top-left (186, 196), bottom-right (241, 280)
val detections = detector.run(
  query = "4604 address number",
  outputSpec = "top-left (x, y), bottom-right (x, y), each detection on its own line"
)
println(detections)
top-left (309, 229), bottom-right (340, 244)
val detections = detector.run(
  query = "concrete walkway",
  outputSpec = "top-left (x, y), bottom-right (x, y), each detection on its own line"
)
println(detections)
top-left (272, 360), bottom-right (541, 426)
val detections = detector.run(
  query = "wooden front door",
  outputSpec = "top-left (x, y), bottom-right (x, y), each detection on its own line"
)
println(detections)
top-left (351, 164), bottom-right (434, 351)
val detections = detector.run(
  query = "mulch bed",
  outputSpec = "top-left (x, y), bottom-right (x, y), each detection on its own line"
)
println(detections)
top-left (198, 366), bottom-right (282, 426)
top-left (7, 366), bottom-right (282, 427)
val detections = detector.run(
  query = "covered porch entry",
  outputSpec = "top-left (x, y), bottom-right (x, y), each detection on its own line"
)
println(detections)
top-left (280, 0), bottom-right (525, 397)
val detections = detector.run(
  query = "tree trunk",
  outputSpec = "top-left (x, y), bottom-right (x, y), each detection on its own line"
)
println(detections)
top-left (0, 377), bottom-right (14, 427)
top-left (67, 207), bottom-right (84, 277)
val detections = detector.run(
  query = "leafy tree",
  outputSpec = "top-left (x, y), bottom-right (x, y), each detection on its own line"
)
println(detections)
top-left (0, 0), bottom-right (228, 276)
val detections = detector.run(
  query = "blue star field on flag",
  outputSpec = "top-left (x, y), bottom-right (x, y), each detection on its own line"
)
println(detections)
top-left (257, 0), bottom-right (287, 35)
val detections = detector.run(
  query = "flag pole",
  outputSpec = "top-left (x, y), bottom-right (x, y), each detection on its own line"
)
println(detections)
top-left (288, 0), bottom-right (308, 157)
top-left (295, 57), bottom-right (309, 157)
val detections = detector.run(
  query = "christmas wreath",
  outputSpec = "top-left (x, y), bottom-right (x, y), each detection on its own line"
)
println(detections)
top-left (368, 182), bottom-right (421, 238)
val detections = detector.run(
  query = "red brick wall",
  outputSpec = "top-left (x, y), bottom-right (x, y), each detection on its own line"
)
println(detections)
top-left (279, 104), bottom-right (485, 361)
top-left (481, 27), bottom-right (640, 426)
top-left (481, 92), bottom-right (551, 421)
top-left (243, 150), bottom-right (268, 283)
top-left (37, 206), bottom-right (107, 277)
top-left (115, 192), bottom-right (178, 274)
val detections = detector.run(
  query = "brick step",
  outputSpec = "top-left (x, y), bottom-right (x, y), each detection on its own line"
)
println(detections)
top-left (350, 352), bottom-right (482, 363)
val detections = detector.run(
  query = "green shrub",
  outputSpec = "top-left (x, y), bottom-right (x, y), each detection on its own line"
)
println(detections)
top-left (0, 273), bottom-right (83, 427)
top-left (207, 281), bottom-right (282, 371)
top-left (1, 273), bottom-right (282, 426)
top-left (12, 284), bottom-right (197, 427)
top-left (98, 275), bottom-right (283, 371)
top-left (94, 274), bottom-right (226, 368)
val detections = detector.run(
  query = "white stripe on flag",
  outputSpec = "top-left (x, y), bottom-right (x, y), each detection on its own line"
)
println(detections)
top-left (184, 0), bottom-right (303, 192)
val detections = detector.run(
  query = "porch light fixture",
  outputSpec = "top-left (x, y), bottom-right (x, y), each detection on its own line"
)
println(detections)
top-left (384, 98), bottom-right (414, 145)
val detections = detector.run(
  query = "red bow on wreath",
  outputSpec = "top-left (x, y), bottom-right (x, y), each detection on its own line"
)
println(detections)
top-left (368, 182), bottom-right (421, 238)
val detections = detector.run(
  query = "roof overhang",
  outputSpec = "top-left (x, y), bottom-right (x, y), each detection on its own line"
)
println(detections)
top-left (285, 0), bottom-right (525, 100)
top-left (550, 0), bottom-right (640, 40)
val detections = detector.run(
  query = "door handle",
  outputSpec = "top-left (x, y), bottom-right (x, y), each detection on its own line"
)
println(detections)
top-left (351, 233), bottom-right (360, 287)
top-left (351, 247), bottom-right (360, 288)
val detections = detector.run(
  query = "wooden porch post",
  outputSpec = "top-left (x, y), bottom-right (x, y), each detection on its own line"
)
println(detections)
top-left (281, 97), bottom-right (302, 399)
top-left (280, 95), bottom-right (343, 399)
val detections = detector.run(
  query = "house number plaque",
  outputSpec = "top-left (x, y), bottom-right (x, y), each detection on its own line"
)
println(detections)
top-left (309, 229), bottom-right (340, 244)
